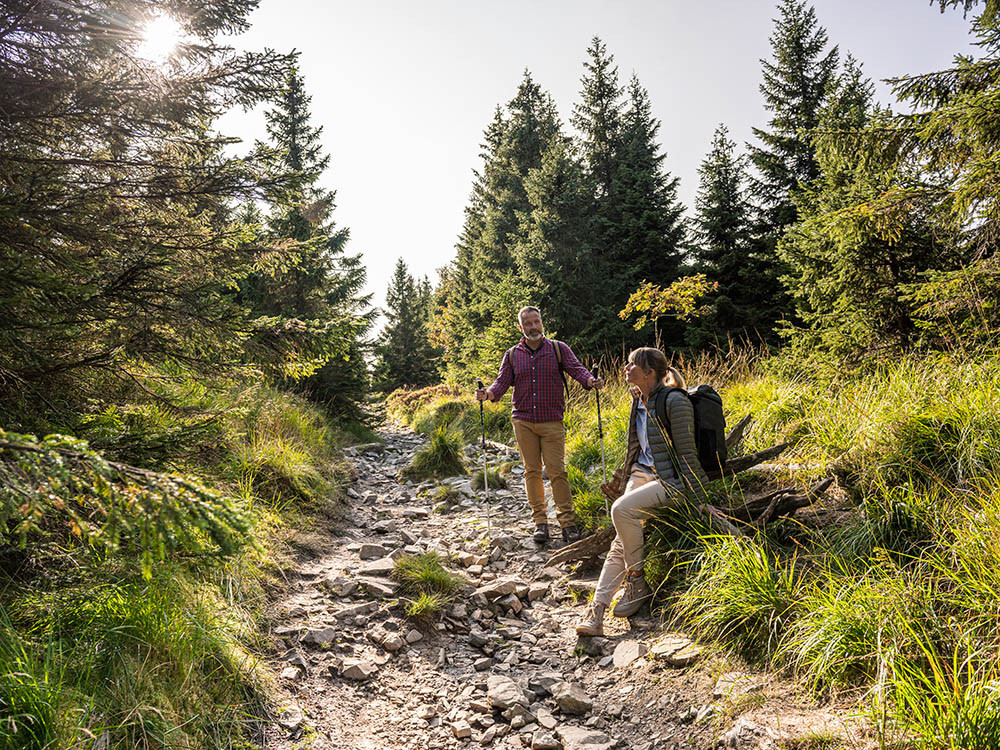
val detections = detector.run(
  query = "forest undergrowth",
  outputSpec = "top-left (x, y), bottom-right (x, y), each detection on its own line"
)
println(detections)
top-left (0, 367), bottom-right (372, 750)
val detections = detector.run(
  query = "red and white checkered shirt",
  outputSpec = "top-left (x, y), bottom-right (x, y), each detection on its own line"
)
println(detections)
top-left (487, 338), bottom-right (594, 423)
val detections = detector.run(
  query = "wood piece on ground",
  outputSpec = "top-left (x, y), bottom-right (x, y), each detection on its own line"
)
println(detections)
top-left (547, 527), bottom-right (616, 567)
top-left (725, 415), bottom-right (753, 454)
top-left (725, 442), bottom-right (791, 475)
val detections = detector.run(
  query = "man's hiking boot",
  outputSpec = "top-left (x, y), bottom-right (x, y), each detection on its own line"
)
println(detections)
top-left (533, 523), bottom-right (550, 544)
top-left (561, 525), bottom-right (581, 543)
top-left (612, 574), bottom-right (651, 618)
top-left (575, 601), bottom-right (606, 637)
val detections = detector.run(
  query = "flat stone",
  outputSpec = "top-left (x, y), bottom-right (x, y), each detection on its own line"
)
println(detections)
top-left (532, 730), bottom-right (561, 750)
top-left (300, 627), bottom-right (338, 648)
top-left (612, 640), bottom-right (647, 669)
top-left (341, 658), bottom-right (377, 681)
top-left (555, 725), bottom-right (614, 750)
top-left (323, 574), bottom-right (358, 598)
top-left (276, 704), bottom-right (304, 731)
top-left (535, 707), bottom-right (558, 730)
top-left (372, 519), bottom-right (397, 533)
top-left (528, 583), bottom-right (549, 601)
top-left (475, 579), bottom-right (518, 599)
top-left (405, 628), bottom-right (424, 644)
top-left (650, 634), bottom-right (701, 666)
top-left (334, 601), bottom-right (378, 620)
top-left (480, 725), bottom-right (499, 745)
top-left (487, 675), bottom-right (529, 710)
top-left (360, 557), bottom-right (396, 577)
top-left (359, 543), bottom-right (389, 560)
top-left (358, 576), bottom-right (398, 598)
top-left (552, 681), bottom-right (592, 715)
top-left (279, 666), bottom-right (301, 681)
top-left (402, 507), bottom-right (430, 518)
top-left (452, 720), bottom-right (472, 739)
top-left (474, 657), bottom-right (493, 671)
top-left (499, 593), bottom-right (523, 614)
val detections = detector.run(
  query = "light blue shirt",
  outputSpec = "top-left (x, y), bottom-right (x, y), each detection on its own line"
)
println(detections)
top-left (636, 400), bottom-right (655, 469)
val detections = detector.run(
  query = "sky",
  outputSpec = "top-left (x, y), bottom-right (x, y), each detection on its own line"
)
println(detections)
top-left (215, 0), bottom-right (978, 322)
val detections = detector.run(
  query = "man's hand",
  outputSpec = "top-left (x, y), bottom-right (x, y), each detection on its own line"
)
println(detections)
top-left (475, 387), bottom-right (491, 402)
top-left (588, 376), bottom-right (605, 389)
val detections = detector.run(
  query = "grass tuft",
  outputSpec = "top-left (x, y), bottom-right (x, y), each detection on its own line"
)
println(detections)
top-left (402, 427), bottom-right (466, 480)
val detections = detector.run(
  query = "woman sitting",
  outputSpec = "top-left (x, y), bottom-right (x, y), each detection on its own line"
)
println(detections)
top-left (576, 347), bottom-right (739, 637)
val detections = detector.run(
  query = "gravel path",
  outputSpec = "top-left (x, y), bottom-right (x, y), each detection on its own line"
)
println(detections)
top-left (259, 425), bottom-right (856, 750)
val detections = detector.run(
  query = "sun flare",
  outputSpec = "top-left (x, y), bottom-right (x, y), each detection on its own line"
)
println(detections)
top-left (137, 14), bottom-right (183, 64)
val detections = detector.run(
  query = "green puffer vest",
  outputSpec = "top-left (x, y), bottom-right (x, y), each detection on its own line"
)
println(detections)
top-left (624, 383), bottom-right (709, 499)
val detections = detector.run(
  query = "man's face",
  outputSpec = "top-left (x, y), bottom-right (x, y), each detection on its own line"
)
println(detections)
top-left (519, 311), bottom-right (544, 341)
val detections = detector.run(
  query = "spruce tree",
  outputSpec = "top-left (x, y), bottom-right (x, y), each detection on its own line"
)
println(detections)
top-left (374, 259), bottom-right (438, 391)
top-left (748, 0), bottom-right (839, 333)
top-left (613, 76), bottom-right (686, 305)
top-left (251, 67), bottom-right (374, 419)
top-left (691, 124), bottom-right (763, 345)
top-left (778, 57), bottom-right (961, 356)
top-left (435, 72), bottom-right (576, 378)
top-left (0, 0), bottom-right (298, 421)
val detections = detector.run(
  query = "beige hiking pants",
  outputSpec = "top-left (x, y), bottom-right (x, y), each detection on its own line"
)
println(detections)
top-left (511, 418), bottom-right (576, 528)
top-left (594, 465), bottom-right (685, 606)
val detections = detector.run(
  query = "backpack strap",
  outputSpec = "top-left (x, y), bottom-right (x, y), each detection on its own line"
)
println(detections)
top-left (551, 339), bottom-right (569, 396)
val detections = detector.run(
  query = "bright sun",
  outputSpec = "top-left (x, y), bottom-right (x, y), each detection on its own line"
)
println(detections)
top-left (137, 14), bottom-right (183, 64)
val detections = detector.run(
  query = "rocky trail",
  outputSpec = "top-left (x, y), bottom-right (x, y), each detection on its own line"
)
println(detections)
top-left (261, 425), bottom-right (859, 750)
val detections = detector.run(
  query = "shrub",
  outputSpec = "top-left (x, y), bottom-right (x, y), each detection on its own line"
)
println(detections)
top-left (471, 468), bottom-right (506, 490)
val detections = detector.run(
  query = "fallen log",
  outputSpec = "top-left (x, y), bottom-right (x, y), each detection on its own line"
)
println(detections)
top-left (725, 415), bottom-right (753, 454)
top-left (728, 477), bottom-right (834, 527)
top-left (724, 442), bottom-right (791, 475)
top-left (550, 476), bottom-right (834, 567)
top-left (548, 527), bottom-right (616, 567)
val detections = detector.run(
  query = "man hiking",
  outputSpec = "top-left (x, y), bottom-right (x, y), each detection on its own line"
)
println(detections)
top-left (476, 306), bottom-right (604, 544)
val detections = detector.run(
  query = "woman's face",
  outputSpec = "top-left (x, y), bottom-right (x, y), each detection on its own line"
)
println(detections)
top-left (625, 360), bottom-right (655, 388)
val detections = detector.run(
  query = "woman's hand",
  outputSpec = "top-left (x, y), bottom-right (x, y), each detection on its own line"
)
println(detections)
top-left (629, 384), bottom-right (642, 399)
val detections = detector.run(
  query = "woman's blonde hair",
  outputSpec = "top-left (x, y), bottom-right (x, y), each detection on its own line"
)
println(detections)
top-left (627, 347), bottom-right (686, 388)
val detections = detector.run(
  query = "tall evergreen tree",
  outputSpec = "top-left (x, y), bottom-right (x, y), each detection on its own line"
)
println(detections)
top-left (0, 0), bottom-right (299, 424)
top-left (690, 124), bottom-right (763, 345)
top-left (435, 72), bottom-right (580, 379)
top-left (613, 76), bottom-right (686, 302)
top-left (748, 0), bottom-right (840, 333)
top-left (572, 42), bottom-right (686, 350)
top-left (374, 259), bottom-right (438, 391)
top-left (778, 57), bottom-right (959, 356)
top-left (250, 67), bottom-right (374, 419)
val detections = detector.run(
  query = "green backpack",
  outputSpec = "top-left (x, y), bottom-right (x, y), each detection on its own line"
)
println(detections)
top-left (652, 385), bottom-right (727, 480)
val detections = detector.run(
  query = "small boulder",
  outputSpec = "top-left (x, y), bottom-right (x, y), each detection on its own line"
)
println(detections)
top-left (552, 681), bottom-right (592, 715)
top-left (612, 640), bottom-right (647, 669)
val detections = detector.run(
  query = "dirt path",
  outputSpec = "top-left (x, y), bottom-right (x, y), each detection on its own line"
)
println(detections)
top-left (260, 425), bottom-right (860, 750)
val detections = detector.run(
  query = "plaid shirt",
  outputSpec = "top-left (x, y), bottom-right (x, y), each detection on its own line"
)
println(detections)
top-left (488, 338), bottom-right (594, 423)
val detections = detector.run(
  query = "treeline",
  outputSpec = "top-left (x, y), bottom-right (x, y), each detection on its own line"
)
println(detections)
top-left (377, 0), bottom-right (999, 390)
top-left (0, 0), bottom-right (371, 437)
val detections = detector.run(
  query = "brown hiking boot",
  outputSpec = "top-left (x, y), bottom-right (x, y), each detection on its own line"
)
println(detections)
top-left (533, 523), bottom-right (550, 544)
top-left (612, 574), bottom-right (651, 618)
top-left (561, 525), bottom-right (581, 543)
top-left (575, 601), bottom-right (606, 637)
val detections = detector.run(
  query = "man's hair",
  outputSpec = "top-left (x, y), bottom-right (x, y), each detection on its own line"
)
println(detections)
top-left (518, 305), bottom-right (541, 323)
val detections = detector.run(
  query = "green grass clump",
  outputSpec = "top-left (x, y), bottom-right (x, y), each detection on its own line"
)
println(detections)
top-left (676, 536), bottom-right (803, 660)
top-left (392, 552), bottom-right (463, 596)
top-left (401, 426), bottom-right (465, 480)
top-left (405, 592), bottom-right (448, 619)
top-left (470, 467), bottom-right (506, 490)
top-left (392, 553), bottom-right (463, 620)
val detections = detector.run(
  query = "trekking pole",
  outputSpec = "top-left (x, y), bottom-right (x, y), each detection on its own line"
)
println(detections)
top-left (593, 363), bottom-right (608, 515)
top-left (477, 379), bottom-right (491, 539)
